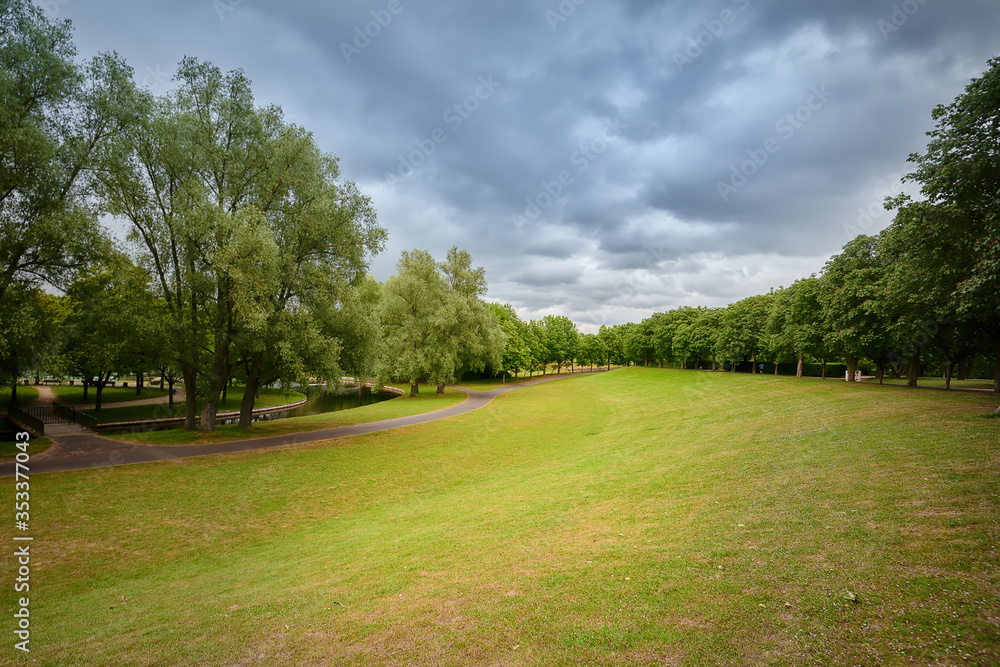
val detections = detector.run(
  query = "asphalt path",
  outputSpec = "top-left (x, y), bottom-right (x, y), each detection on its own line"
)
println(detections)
top-left (2, 372), bottom-right (600, 477)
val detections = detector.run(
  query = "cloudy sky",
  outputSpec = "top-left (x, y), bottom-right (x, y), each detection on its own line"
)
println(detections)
top-left (51, 0), bottom-right (999, 331)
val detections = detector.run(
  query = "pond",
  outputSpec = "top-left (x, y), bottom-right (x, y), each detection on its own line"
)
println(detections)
top-left (216, 384), bottom-right (397, 425)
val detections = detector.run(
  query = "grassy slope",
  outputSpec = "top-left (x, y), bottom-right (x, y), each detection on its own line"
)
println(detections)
top-left (2, 368), bottom-right (998, 665)
top-left (103, 387), bottom-right (463, 445)
top-left (50, 385), bottom-right (172, 405)
top-left (84, 387), bottom-right (306, 424)
top-left (455, 369), bottom-right (600, 392)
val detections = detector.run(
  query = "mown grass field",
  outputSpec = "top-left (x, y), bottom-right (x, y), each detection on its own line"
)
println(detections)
top-left (454, 369), bottom-right (601, 392)
top-left (51, 384), bottom-right (173, 405)
top-left (0, 385), bottom-right (38, 405)
top-left (2, 368), bottom-right (998, 665)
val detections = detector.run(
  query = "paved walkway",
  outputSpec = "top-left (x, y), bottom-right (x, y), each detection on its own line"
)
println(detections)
top-left (1, 372), bottom-right (600, 477)
top-left (23, 383), bottom-right (187, 409)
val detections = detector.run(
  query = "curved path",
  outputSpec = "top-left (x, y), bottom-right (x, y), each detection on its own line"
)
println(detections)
top-left (1, 372), bottom-right (600, 477)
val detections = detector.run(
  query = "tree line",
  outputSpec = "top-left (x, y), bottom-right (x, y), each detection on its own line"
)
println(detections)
top-left (491, 57), bottom-right (1000, 395)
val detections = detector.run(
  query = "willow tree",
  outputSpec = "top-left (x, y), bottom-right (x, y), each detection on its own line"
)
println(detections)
top-left (99, 58), bottom-right (382, 432)
top-left (229, 126), bottom-right (385, 429)
top-left (0, 1), bottom-right (130, 394)
top-left (380, 248), bottom-right (502, 396)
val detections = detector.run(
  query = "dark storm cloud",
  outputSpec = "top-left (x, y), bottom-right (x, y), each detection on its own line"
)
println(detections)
top-left (51, 0), bottom-right (1000, 330)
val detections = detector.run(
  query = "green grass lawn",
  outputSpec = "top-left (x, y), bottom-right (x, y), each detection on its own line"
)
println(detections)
top-left (104, 386), bottom-right (460, 445)
top-left (51, 384), bottom-right (173, 405)
top-left (84, 387), bottom-right (306, 424)
top-left (3, 368), bottom-right (999, 665)
top-left (878, 377), bottom-right (995, 390)
top-left (0, 436), bottom-right (51, 457)
top-left (455, 369), bottom-right (602, 392)
top-left (0, 385), bottom-right (39, 405)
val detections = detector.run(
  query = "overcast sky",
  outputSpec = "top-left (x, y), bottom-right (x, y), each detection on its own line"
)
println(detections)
top-left (50, 0), bottom-right (1000, 331)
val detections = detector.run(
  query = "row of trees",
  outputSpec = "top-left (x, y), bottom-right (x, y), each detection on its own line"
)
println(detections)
top-left (536, 57), bottom-right (997, 393)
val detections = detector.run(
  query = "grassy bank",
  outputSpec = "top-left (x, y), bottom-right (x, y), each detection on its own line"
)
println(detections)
top-left (3, 368), bottom-right (998, 665)
top-left (51, 384), bottom-right (172, 405)
top-left (103, 385), bottom-right (461, 445)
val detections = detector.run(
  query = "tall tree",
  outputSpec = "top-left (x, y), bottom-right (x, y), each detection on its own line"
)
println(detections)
top-left (0, 1), bottom-right (131, 395)
top-left (62, 255), bottom-right (154, 413)
top-left (765, 278), bottom-right (825, 378)
top-left (489, 302), bottom-right (532, 382)
top-left (896, 57), bottom-right (1000, 393)
top-left (819, 235), bottom-right (895, 382)
top-left (716, 295), bottom-right (774, 372)
top-left (380, 248), bottom-right (501, 395)
top-left (542, 315), bottom-right (579, 374)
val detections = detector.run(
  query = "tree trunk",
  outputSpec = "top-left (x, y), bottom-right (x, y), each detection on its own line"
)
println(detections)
top-left (658, 358), bottom-right (662, 368)
top-left (907, 342), bottom-right (920, 388)
top-left (711, 355), bottom-right (717, 372)
top-left (847, 355), bottom-right (857, 382)
top-left (95, 380), bottom-right (106, 414)
top-left (436, 383), bottom-right (445, 395)
top-left (822, 360), bottom-right (827, 379)
top-left (945, 360), bottom-right (955, 390)
top-left (796, 354), bottom-right (803, 378)
top-left (160, 372), bottom-right (165, 390)
top-left (238, 372), bottom-right (259, 429)
top-left (875, 361), bottom-right (885, 384)
top-left (183, 366), bottom-right (198, 431)
top-left (10, 378), bottom-right (16, 404)
top-left (136, 371), bottom-right (142, 396)
top-left (168, 379), bottom-right (175, 409)
top-left (82, 379), bottom-right (89, 401)
top-left (410, 380), bottom-right (418, 397)
top-left (199, 397), bottom-right (218, 432)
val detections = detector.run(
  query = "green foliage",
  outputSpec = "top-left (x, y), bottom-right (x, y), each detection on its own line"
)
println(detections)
top-left (541, 315), bottom-right (579, 372)
top-left (489, 302), bottom-right (533, 378)
top-left (715, 294), bottom-right (774, 366)
top-left (380, 248), bottom-right (502, 391)
top-left (61, 255), bottom-right (157, 411)
top-left (765, 278), bottom-right (826, 367)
